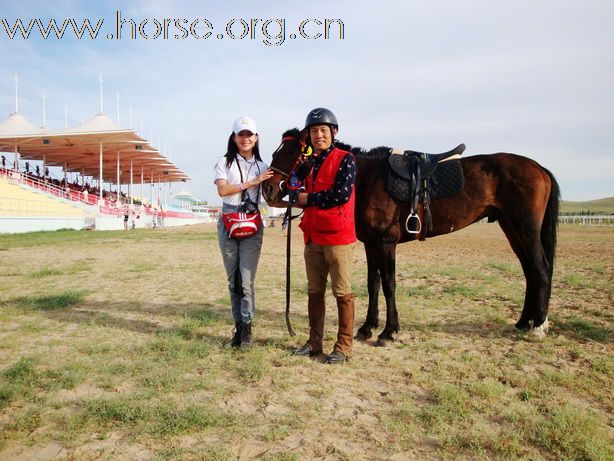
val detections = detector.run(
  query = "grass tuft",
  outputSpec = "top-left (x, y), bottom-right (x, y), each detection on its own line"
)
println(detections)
top-left (563, 273), bottom-right (594, 289)
top-left (557, 316), bottom-right (611, 342)
top-left (28, 267), bottom-right (64, 278)
top-left (15, 290), bottom-right (87, 310)
top-left (420, 384), bottom-right (472, 428)
top-left (230, 347), bottom-right (271, 382)
top-left (3, 356), bottom-right (38, 383)
top-left (442, 283), bottom-right (479, 297)
top-left (0, 383), bottom-right (17, 409)
top-left (79, 395), bottom-right (233, 436)
top-left (527, 405), bottom-right (614, 461)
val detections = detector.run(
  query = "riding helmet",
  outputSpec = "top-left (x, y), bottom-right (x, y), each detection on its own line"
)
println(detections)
top-left (304, 108), bottom-right (338, 131)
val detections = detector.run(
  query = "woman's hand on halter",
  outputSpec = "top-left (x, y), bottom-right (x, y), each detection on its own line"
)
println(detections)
top-left (256, 168), bottom-right (274, 185)
top-left (214, 168), bottom-right (274, 198)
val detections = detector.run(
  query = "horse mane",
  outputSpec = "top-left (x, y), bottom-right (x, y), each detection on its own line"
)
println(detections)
top-left (281, 128), bottom-right (390, 160)
top-left (282, 128), bottom-right (301, 139)
top-left (336, 140), bottom-right (391, 160)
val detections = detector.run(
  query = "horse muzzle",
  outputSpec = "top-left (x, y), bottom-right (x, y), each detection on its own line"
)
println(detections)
top-left (262, 176), bottom-right (287, 207)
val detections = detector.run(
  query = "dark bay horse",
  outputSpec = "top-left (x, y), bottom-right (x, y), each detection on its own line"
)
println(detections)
top-left (263, 128), bottom-right (560, 344)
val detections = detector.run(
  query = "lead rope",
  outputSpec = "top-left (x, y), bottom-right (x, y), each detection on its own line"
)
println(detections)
top-left (284, 198), bottom-right (296, 336)
top-left (283, 191), bottom-right (304, 337)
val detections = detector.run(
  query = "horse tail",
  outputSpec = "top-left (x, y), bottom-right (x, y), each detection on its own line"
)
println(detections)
top-left (541, 167), bottom-right (560, 300)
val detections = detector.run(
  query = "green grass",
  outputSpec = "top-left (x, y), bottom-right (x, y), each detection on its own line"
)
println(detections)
top-left (0, 356), bottom-right (87, 410)
top-left (3, 356), bottom-right (39, 385)
top-left (0, 228), bottom-right (217, 250)
top-left (15, 290), bottom-right (87, 310)
top-left (486, 260), bottom-right (516, 273)
top-left (563, 273), bottom-right (595, 289)
top-left (419, 383), bottom-right (472, 427)
top-left (76, 396), bottom-right (234, 436)
top-left (441, 283), bottom-right (479, 297)
top-left (556, 315), bottom-right (611, 342)
top-left (560, 196), bottom-right (614, 214)
top-left (226, 347), bottom-right (271, 383)
top-left (28, 267), bottom-right (64, 278)
top-left (525, 405), bottom-right (614, 461)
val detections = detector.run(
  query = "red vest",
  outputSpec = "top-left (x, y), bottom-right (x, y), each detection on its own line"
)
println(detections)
top-left (299, 147), bottom-right (356, 245)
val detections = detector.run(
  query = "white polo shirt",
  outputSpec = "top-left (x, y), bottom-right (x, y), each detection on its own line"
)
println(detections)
top-left (214, 154), bottom-right (268, 206)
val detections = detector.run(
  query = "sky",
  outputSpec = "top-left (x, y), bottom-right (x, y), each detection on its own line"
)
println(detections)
top-left (1, 0), bottom-right (612, 203)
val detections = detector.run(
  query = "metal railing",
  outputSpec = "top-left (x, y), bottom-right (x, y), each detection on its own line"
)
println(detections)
top-left (559, 215), bottom-right (614, 225)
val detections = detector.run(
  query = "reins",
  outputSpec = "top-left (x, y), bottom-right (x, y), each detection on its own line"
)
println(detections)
top-left (274, 134), bottom-right (310, 337)
top-left (283, 197), bottom-right (301, 336)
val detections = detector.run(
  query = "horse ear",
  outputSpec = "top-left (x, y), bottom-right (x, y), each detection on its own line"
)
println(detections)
top-left (299, 128), bottom-right (308, 145)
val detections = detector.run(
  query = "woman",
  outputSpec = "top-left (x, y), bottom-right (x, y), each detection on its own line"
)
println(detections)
top-left (214, 116), bottom-right (273, 348)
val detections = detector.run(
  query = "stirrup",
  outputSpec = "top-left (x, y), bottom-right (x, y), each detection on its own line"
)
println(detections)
top-left (405, 212), bottom-right (421, 234)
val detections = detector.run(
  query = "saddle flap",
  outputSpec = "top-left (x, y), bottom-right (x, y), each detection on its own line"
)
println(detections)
top-left (388, 149), bottom-right (414, 180)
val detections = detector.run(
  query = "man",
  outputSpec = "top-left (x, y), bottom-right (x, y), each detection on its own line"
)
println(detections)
top-left (293, 108), bottom-right (357, 364)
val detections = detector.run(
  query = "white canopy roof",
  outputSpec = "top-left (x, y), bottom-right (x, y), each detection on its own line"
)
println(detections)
top-left (0, 112), bottom-right (46, 140)
top-left (0, 112), bottom-right (189, 183)
top-left (173, 190), bottom-right (199, 202)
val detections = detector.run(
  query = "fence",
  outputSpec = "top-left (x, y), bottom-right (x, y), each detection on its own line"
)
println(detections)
top-left (558, 215), bottom-right (614, 225)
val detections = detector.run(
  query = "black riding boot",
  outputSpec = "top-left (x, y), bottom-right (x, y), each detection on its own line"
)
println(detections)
top-left (230, 321), bottom-right (242, 348)
top-left (240, 322), bottom-right (253, 349)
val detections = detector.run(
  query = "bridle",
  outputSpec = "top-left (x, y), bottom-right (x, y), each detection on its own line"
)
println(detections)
top-left (270, 135), bottom-right (314, 183)
top-left (269, 135), bottom-right (297, 177)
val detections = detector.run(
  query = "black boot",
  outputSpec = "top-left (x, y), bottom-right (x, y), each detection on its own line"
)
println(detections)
top-left (292, 343), bottom-right (322, 356)
top-left (324, 350), bottom-right (347, 364)
top-left (229, 321), bottom-right (242, 348)
top-left (240, 322), bottom-right (253, 349)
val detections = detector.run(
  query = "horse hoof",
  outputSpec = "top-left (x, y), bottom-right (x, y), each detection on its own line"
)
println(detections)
top-left (354, 329), bottom-right (372, 341)
top-left (515, 320), bottom-right (531, 331)
top-left (375, 337), bottom-right (394, 347)
top-left (529, 318), bottom-right (549, 340)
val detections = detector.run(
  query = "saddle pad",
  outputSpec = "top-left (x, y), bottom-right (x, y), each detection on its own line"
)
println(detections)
top-left (429, 159), bottom-right (464, 199)
top-left (387, 159), bottom-right (464, 202)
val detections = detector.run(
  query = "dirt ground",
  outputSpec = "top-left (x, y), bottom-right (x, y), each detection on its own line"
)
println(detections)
top-left (0, 222), bottom-right (612, 460)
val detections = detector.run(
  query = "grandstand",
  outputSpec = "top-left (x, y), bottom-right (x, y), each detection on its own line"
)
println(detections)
top-left (0, 80), bottom-right (211, 233)
top-left (0, 167), bottom-right (212, 233)
top-left (0, 172), bottom-right (94, 233)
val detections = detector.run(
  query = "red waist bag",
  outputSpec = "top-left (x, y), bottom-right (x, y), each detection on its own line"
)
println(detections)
top-left (222, 211), bottom-right (262, 239)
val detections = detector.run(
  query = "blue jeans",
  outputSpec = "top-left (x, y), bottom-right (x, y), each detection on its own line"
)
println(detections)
top-left (217, 205), bottom-right (264, 324)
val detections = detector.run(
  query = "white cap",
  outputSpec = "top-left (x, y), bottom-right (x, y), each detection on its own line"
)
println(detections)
top-left (232, 116), bottom-right (258, 134)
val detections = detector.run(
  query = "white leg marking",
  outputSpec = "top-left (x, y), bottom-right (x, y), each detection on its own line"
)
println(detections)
top-left (529, 316), bottom-right (549, 340)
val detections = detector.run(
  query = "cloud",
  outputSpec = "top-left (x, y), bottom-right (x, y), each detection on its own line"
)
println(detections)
top-left (1, 0), bottom-right (612, 202)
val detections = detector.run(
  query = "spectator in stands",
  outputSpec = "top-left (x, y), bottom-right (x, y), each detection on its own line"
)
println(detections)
top-left (1, 155), bottom-right (5, 168)
top-left (214, 116), bottom-right (273, 349)
top-left (123, 212), bottom-right (129, 230)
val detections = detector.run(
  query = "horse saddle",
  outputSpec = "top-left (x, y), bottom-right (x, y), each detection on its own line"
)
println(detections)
top-left (389, 144), bottom-right (465, 180)
top-left (387, 144), bottom-right (466, 203)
